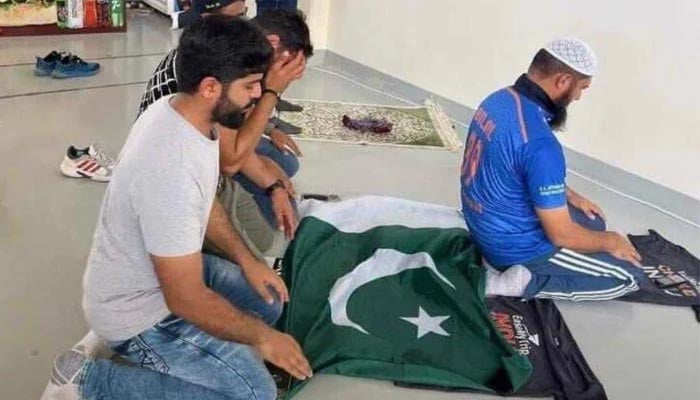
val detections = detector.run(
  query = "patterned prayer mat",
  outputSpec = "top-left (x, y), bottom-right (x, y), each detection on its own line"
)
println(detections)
top-left (279, 99), bottom-right (461, 150)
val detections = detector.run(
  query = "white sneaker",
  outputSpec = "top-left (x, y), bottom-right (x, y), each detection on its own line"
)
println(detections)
top-left (60, 145), bottom-right (113, 182)
top-left (40, 349), bottom-right (87, 400)
top-left (40, 331), bottom-right (111, 400)
top-left (87, 143), bottom-right (117, 170)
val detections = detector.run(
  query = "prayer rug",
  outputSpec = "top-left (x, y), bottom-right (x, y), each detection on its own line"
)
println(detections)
top-left (278, 99), bottom-right (461, 150)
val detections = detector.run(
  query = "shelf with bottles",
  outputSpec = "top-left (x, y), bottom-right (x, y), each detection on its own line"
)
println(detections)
top-left (0, 0), bottom-right (126, 36)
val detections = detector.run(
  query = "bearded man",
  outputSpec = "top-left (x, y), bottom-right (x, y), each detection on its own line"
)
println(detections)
top-left (460, 38), bottom-right (645, 301)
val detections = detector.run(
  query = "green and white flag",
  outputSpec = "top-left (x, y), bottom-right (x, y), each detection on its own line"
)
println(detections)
top-left (282, 196), bottom-right (532, 397)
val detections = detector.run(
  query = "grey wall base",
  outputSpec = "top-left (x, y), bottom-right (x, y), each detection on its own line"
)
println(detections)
top-left (314, 50), bottom-right (700, 227)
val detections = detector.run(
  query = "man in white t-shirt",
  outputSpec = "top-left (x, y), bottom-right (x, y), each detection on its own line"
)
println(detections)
top-left (42, 15), bottom-right (311, 400)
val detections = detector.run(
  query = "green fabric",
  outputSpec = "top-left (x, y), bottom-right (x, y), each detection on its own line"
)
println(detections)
top-left (281, 215), bottom-right (532, 398)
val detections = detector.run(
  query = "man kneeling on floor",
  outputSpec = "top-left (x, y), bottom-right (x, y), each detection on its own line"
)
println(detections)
top-left (461, 38), bottom-right (646, 301)
top-left (42, 16), bottom-right (311, 400)
top-left (141, 1), bottom-right (314, 243)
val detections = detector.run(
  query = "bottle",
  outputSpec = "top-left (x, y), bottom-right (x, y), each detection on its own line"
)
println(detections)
top-left (98, 0), bottom-right (111, 27)
top-left (56, 0), bottom-right (68, 28)
top-left (83, 0), bottom-right (98, 28)
top-left (110, 0), bottom-right (124, 28)
top-left (67, 0), bottom-right (84, 29)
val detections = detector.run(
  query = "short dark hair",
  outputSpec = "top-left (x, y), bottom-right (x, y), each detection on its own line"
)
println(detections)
top-left (176, 15), bottom-right (273, 94)
top-left (251, 9), bottom-right (314, 58)
top-left (528, 49), bottom-right (587, 80)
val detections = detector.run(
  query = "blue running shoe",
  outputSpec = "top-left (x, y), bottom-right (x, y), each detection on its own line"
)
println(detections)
top-left (51, 55), bottom-right (100, 79)
top-left (34, 51), bottom-right (65, 76)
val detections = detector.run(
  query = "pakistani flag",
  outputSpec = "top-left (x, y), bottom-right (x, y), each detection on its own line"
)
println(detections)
top-left (282, 196), bottom-right (532, 397)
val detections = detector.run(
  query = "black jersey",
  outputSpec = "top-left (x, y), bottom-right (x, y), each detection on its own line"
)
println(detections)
top-left (396, 298), bottom-right (607, 400)
top-left (624, 230), bottom-right (700, 320)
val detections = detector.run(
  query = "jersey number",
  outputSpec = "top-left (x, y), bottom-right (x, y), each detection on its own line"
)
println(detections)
top-left (462, 133), bottom-right (483, 187)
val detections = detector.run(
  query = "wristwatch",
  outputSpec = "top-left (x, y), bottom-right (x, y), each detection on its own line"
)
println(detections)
top-left (265, 179), bottom-right (286, 196)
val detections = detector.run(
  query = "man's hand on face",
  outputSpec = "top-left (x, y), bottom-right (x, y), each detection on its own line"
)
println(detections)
top-left (264, 51), bottom-right (306, 94)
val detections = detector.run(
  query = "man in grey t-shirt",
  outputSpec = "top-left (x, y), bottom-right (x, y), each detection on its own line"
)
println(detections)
top-left (43, 16), bottom-right (311, 400)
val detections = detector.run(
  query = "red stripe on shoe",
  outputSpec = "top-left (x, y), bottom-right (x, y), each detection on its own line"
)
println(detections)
top-left (77, 160), bottom-right (91, 169)
top-left (81, 162), bottom-right (96, 172)
top-left (88, 164), bottom-right (102, 173)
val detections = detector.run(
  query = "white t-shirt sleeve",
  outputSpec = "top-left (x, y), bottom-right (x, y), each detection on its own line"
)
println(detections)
top-left (134, 165), bottom-right (204, 257)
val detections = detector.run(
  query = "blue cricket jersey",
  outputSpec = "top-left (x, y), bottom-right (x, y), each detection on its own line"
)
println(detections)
top-left (460, 87), bottom-right (567, 267)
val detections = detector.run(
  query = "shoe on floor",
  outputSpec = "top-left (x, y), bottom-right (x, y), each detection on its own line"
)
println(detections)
top-left (51, 55), bottom-right (100, 79)
top-left (86, 143), bottom-right (117, 170)
top-left (277, 99), bottom-right (304, 112)
top-left (40, 349), bottom-right (88, 400)
top-left (60, 145), bottom-right (113, 182)
top-left (271, 117), bottom-right (302, 135)
top-left (35, 51), bottom-right (66, 76)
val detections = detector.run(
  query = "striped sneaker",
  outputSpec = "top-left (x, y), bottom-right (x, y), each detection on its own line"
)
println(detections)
top-left (60, 145), bottom-right (114, 182)
top-left (86, 143), bottom-right (116, 170)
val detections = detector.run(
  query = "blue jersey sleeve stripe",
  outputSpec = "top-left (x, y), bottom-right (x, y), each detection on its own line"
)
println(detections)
top-left (506, 88), bottom-right (529, 144)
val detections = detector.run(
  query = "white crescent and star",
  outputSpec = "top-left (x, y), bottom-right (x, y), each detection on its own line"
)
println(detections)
top-left (328, 249), bottom-right (455, 337)
top-left (401, 307), bottom-right (451, 339)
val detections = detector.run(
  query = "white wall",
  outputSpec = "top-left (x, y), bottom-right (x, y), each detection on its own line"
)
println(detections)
top-left (298, 0), bottom-right (330, 49)
top-left (249, 0), bottom-right (331, 49)
top-left (324, 0), bottom-right (700, 200)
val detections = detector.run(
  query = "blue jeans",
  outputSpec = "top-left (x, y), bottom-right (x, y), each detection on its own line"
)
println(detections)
top-left (521, 204), bottom-right (645, 301)
top-left (235, 137), bottom-right (299, 228)
top-left (80, 254), bottom-right (283, 400)
top-left (256, 0), bottom-right (298, 11)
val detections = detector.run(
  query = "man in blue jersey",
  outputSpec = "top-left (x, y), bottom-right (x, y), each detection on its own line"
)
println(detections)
top-left (461, 38), bottom-right (645, 301)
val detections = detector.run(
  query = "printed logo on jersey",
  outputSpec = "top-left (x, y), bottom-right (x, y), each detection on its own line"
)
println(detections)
top-left (491, 311), bottom-right (540, 356)
top-left (538, 183), bottom-right (566, 197)
top-left (641, 264), bottom-right (699, 298)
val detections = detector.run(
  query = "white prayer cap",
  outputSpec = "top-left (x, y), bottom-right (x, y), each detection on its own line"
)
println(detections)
top-left (543, 37), bottom-right (598, 77)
